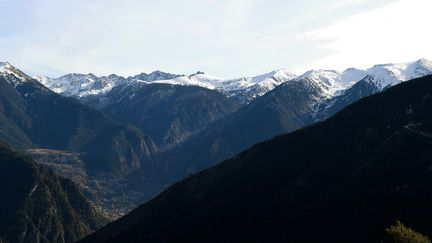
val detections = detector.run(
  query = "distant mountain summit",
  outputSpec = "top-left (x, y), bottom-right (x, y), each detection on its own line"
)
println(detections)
top-left (0, 61), bottom-right (33, 85)
top-left (315, 59), bottom-right (432, 121)
top-left (36, 70), bottom-right (181, 98)
top-left (35, 69), bottom-right (298, 104)
top-left (149, 69), bottom-right (298, 103)
top-left (366, 58), bottom-right (432, 90)
top-left (131, 70), bottom-right (182, 82)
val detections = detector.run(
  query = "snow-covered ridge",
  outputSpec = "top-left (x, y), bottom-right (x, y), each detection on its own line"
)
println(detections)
top-left (34, 69), bottom-right (299, 103)
top-left (293, 68), bottom-right (368, 99)
top-left (153, 69), bottom-right (297, 92)
top-left (0, 62), bottom-right (31, 85)
top-left (366, 58), bottom-right (432, 90)
top-left (147, 69), bottom-right (298, 103)
top-left (36, 71), bottom-right (180, 98)
top-left (37, 73), bottom-right (128, 97)
top-left (152, 73), bottom-right (226, 90)
top-left (23, 58), bottom-right (432, 102)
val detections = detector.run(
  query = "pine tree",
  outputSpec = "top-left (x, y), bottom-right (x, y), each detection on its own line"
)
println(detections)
top-left (384, 220), bottom-right (430, 243)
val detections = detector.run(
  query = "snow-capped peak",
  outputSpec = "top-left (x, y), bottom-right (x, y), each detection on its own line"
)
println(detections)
top-left (366, 59), bottom-right (432, 90)
top-left (416, 58), bottom-right (432, 69)
top-left (339, 68), bottom-right (368, 86)
top-left (37, 73), bottom-right (129, 97)
top-left (248, 69), bottom-right (297, 89)
top-left (149, 69), bottom-right (298, 103)
top-left (0, 62), bottom-right (31, 85)
top-left (152, 73), bottom-right (226, 90)
top-left (294, 70), bottom-right (344, 98)
top-left (0, 62), bottom-right (12, 71)
top-left (221, 69), bottom-right (298, 103)
top-left (33, 75), bottom-right (51, 85)
top-left (131, 70), bottom-right (182, 82)
top-left (36, 70), bottom-right (186, 98)
top-left (247, 69), bottom-right (296, 85)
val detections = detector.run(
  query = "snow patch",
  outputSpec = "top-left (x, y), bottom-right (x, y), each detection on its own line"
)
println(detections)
top-left (0, 62), bottom-right (30, 85)
top-left (366, 59), bottom-right (432, 90)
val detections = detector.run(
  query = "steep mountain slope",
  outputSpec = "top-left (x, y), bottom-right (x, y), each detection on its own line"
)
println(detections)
top-left (316, 58), bottom-right (432, 120)
top-left (0, 63), bottom-right (157, 176)
top-left (87, 83), bottom-right (240, 148)
top-left (159, 70), bottom-right (354, 177)
top-left (123, 63), bottom-right (430, 203)
top-left (81, 75), bottom-right (432, 243)
top-left (0, 142), bottom-right (106, 243)
top-left (27, 60), bottom-right (432, 204)
top-left (0, 78), bottom-right (33, 148)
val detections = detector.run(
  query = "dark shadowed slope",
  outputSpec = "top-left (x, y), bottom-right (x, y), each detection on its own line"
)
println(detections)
top-left (0, 142), bottom-right (106, 243)
top-left (92, 83), bottom-right (240, 149)
top-left (82, 75), bottom-right (432, 243)
top-left (122, 77), bottom-right (328, 203)
top-left (156, 76), bottom-right (333, 182)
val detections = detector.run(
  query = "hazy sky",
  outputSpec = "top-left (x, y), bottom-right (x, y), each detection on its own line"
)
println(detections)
top-left (1, 0), bottom-right (431, 78)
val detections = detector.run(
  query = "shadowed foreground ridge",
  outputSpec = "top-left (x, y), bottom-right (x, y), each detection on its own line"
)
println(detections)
top-left (81, 75), bottom-right (432, 243)
top-left (0, 142), bottom-right (106, 243)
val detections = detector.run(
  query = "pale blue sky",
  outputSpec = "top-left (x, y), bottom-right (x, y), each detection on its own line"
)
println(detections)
top-left (1, 0), bottom-right (431, 78)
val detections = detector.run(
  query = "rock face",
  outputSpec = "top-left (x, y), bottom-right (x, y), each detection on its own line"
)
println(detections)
top-left (0, 142), bottom-right (107, 243)
top-left (81, 75), bottom-right (432, 243)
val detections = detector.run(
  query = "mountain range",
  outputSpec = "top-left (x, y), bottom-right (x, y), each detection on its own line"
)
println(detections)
top-left (36, 69), bottom-right (298, 105)
top-left (1, 59), bottom-right (432, 242)
top-left (5, 59), bottom-right (432, 213)
top-left (149, 59), bottom-right (432, 181)
top-left (81, 74), bottom-right (432, 243)
top-left (37, 59), bottom-right (432, 107)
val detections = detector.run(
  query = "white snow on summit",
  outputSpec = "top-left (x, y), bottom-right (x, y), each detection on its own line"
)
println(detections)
top-left (152, 73), bottom-right (226, 90)
top-left (366, 59), bottom-right (432, 90)
top-left (231, 69), bottom-right (297, 90)
top-left (293, 68), bottom-right (368, 99)
top-left (291, 59), bottom-right (432, 99)
top-left (152, 69), bottom-right (297, 92)
top-left (338, 68), bottom-right (368, 86)
top-left (36, 73), bottom-right (128, 97)
top-left (36, 71), bottom-right (180, 98)
top-left (0, 62), bottom-right (31, 86)
top-left (148, 69), bottom-right (298, 103)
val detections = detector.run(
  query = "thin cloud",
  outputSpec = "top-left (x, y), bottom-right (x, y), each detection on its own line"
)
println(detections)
top-left (301, 0), bottom-right (432, 71)
top-left (1, 0), bottom-right (429, 77)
